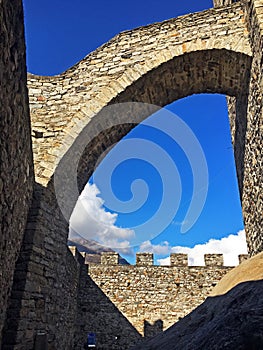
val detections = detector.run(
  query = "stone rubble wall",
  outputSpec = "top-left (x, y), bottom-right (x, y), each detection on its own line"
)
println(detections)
top-left (0, 0), bottom-right (34, 342)
top-left (239, 0), bottom-right (263, 256)
top-left (1, 183), bottom-right (80, 350)
top-left (213, 0), bottom-right (236, 7)
top-left (0, 0), bottom-right (262, 349)
top-left (86, 252), bottom-right (246, 340)
top-left (72, 250), bottom-right (143, 350)
top-left (71, 250), bottom-right (249, 349)
top-left (225, 0), bottom-right (263, 256)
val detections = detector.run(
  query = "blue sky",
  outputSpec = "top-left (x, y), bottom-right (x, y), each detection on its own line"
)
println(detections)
top-left (23, 0), bottom-right (247, 265)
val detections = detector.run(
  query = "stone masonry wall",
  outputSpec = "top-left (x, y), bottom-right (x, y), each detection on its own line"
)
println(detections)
top-left (239, 0), bottom-right (263, 256)
top-left (71, 251), bottom-right (249, 349)
top-left (213, 0), bottom-right (236, 7)
top-left (85, 252), bottom-right (238, 347)
top-left (1, 1), bottom-right (262, 349)
top-left (73, 250), bottom-right (143, 350)
top-left (1, 183), bottom-right (80, 350)
top-left (213, 0), bottom-right (262, 259)
top-left (0, 0), bottom-right (34, 342)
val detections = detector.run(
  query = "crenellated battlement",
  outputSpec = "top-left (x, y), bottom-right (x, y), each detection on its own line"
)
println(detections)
top-left (84, 251), bottom-right (249, 267)
top-left (73, 249), bottom-right (250, 336)
top-left (170, 253), bottom-right (188, 266)
top-left (101, 251), bottom-right (120, 265)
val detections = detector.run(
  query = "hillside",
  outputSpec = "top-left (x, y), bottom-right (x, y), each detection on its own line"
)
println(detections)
top-left (68, 235), bottom-right (129, 265)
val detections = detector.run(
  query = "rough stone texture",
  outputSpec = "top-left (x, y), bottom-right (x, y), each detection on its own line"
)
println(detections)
top-left (0, 0), bottom-right (34, 343)
top-left (101, 252), bottom-right (119, 265)
top-left (204, 254), bottom-right (224, 266)
top-left (132, 280), bottom-right (263, 350)
top-left (0, 0), bottom-right (262, 349)
top-left (170, 253), bottom-right (188, 266)
top-left (133, 253), bottom-right (263, 350)
top-left (213, 0), bottom-right (235, 7)
top-left (2, 183), bottom-right (80, 350)
top-left (87, 253), bottom-right (233, 338)
top-left (225, 0), bottom-right (263, 256)
top-left (73, 255), bottom-right (143, 350)
top-left (240, 0), bottom-right (263, 256)
top-left (136, 253), bottom-right (154, 266)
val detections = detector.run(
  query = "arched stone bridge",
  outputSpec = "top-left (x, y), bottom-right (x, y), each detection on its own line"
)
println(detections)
top-left (2, 0), bottom-right (262, 349)
top-left (29, 3), bottom-right (251, 188)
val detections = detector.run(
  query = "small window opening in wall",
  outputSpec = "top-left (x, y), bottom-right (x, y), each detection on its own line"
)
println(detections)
top-left (33, 130), bottom-right (43, 138)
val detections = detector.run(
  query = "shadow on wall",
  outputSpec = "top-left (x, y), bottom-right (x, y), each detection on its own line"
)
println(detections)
top-left (2, 182), bottom-right (47, 349)
top-left (144, 320), bottom-right (163, 338)
top-left (132, 280), bottom-right (263, 350)
top-left (1, 179), bottom-right (143, 350)
top-left (74, 263), bottom-right (143, 350)
top-left (2, 182), bottom-right (80, 350)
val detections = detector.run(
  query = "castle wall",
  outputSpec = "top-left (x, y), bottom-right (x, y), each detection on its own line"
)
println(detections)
top-left (0, 0), bottom-right (34, 342)
top-left (1, 184), bottom-right (81, 350)
top-left (240, 0), bottom-right (263, 256)
top-left (0, 0), bottom-right (262, 349)
top-left (223, 0), bottom-right (263, 257)
top-left (213, 0), bottom-right (236, 7)
top-left (75, 252), bottom-right (239, 349)
top-left (72, 250), bottom-right (143, 350)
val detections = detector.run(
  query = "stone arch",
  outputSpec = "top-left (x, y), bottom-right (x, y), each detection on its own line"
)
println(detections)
top-left (74, 48), bottom-right (251, 192)
top-left (26, 2), bottom-right (253, 259)
top-left (28, 2), bottom-right (252, 188)
top-left (49, 48), bottom-right (252, 234)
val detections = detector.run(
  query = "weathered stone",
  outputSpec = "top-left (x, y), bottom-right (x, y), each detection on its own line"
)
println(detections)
top-left (133, 280), bottom-right (263, 350)
top-left (133, 252), bottom-right (263, 350)
top-left (0, 0), bottom-right (262, 349)
top-left (87, 253), bottom-right (232, 337)
top-left (0, 0), bottom-right (34, 342)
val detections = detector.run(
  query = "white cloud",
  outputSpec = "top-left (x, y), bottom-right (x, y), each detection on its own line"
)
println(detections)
top-left (146, 230), bottom-right (248, 266)
top-left (70, 184), bottom-right (248, 264)
top-left (69, 183), bottom-right (135, 255)
top-left (139, 240), bottom-right (170, 255)
top-left (157, 256), bottom-right (171, 265)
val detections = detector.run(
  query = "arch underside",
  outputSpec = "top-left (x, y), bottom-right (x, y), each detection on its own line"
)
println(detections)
top-left (75, 49), bottom-right (251, 199)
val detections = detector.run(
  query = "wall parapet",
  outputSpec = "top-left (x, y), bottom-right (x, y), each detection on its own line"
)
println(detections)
top-left (213, 0), bottom-right (238, 7)
top-left (68, 245), bottom-right (85, 265)
top-left (170, 253), bottom-right (188, 266)
top-left (101, 251), bottom-right (120, 265)
top-left (87, 252), bottom-right (237, 336)
top-left (204, 254), bottom-right (224, 266)
top-left (136, 253), bottom-right (154, 266)
top-left (83, 251), bottom-right (249, 267)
